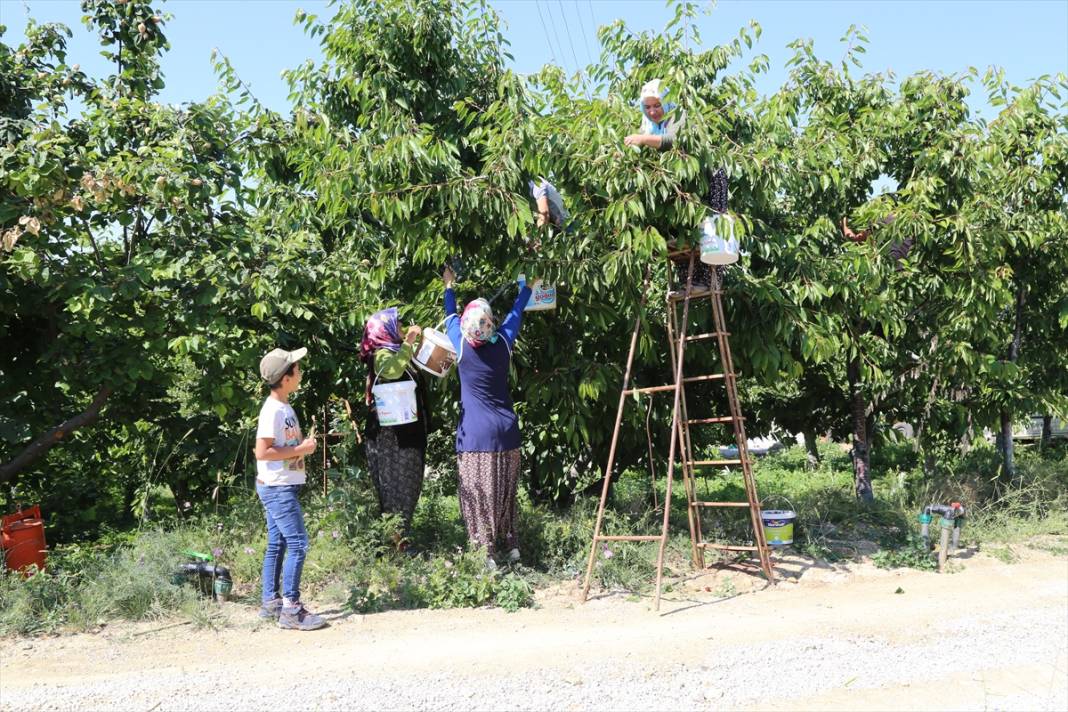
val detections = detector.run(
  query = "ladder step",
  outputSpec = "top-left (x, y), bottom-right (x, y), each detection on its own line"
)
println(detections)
top-left (691, 501), bottom-right (752, 508)
top-left (688, 459), bottom-right (743, 466)
top-left (623, 375), bottom-right (731, 396)
top-left (622, 385), bottom-right (677, 395)
top-left (697, 543), bottom-right (759, 551)
top-left (668, 290), bottom-right (723, 302)
top-left (684, 332), bottom-right (730, 342)
top-left (682, 374), bottom-right (728, 384)
top-left (685, 416), bottom-right (741, 425)
top-left (595, 535), bottom-right (663, 542)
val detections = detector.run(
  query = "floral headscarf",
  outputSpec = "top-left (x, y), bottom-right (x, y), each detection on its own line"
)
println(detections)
top-left (637, 79), bottom-right (677, 136)
top-left (360, 307), bottom-right (402, 363)
top-left (460, 298), bottom-right (497, 348)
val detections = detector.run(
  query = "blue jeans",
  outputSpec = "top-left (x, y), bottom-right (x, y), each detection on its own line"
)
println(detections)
top-left (256, 483), bottom-right (308, 603)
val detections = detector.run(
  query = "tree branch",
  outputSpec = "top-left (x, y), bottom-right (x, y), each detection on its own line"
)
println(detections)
top-left (0, 386), bottom-right (112, 485)
top-left (80, 217), bottom-right (110, 278)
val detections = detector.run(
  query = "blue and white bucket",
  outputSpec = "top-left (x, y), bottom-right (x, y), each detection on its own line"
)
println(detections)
top-left (760, 509), bottom-right (796, 547)
top-left (371, 376), bottom-right (418, 427)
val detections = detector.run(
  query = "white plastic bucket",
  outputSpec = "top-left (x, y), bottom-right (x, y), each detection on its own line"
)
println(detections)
top-left (371, 378), bottom-right (418, 426)
top-left (413, 328), bottom-right (456, 378)
top-left (699, 214), bottom-right (739, 265)
top-left (524, 279), bottom-right (557, 312)
top-left (760, 509), bottom-right (796, 547)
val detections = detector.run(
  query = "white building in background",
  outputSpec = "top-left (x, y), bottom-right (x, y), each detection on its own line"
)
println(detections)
top-left (1013, 416), bottom-right (1068, 442)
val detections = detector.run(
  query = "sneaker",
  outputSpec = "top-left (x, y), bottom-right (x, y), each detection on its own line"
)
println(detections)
top-left (258, 597), bottom-right (282, 620)
top-left (278, 604), bottom-right (327, 631)
top-left (506, 548), bottom-right (521, 564)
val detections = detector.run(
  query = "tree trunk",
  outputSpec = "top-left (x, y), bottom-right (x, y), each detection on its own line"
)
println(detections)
top-left (1041, 415), bottom-right (1053, 450)
top-left (923, 449), bottom-right (937, 478)
top-left (802, 424), bottom-right (821, 468)
top-left (959, 409), bottom-right (974, 455)
top-left (999, 283), bottom-right (1026, 480)
top-left (999, 410), bottom-right (1016, 481)
top-left (847, 356), bottom-right (874, 502)
top-left (0, 387), bottom-right (112, 485)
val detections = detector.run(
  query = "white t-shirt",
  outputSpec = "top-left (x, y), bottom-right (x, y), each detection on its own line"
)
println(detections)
top-left (255, 397), bottom-right (306, 485)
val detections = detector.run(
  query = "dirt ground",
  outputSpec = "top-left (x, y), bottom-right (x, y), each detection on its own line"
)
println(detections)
top-left (2, 544), bottom-right (1066, 711)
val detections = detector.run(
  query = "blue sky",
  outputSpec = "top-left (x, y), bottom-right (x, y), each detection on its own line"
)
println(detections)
top-left (3, 0), bottom-right (1066, 119)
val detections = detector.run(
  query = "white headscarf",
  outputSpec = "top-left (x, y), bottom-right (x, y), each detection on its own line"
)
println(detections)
top-left (637, 79), bottom-right (675, 136)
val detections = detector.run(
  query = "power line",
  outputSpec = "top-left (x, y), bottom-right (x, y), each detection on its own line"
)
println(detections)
top-left (586, 1), bottom-right (599, 47)
top-left (572, 0), bottom-right (596, 69)
top-left (533, 0), bottom-right (559, 66)
top-left (555, 0), bottom-right (585, 76)
top-left (543, 1), bottom-right (571, 74)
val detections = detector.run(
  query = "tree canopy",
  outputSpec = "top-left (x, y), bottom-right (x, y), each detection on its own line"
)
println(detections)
top-left (2, 0), bottom-right (1065, 536)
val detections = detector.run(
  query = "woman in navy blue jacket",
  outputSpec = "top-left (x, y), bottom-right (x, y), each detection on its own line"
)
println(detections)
top-left (442, 265), bottom-right (532, 568)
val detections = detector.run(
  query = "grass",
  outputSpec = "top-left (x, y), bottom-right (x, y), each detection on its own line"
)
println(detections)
top-left (2, 440), bottom-right (1065, 636)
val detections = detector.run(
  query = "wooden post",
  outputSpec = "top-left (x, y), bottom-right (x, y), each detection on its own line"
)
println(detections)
top-left (321, 406), bottom-right (328, 496)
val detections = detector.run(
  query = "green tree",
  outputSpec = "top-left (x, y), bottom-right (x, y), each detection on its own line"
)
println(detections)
top-left (0, 3), bottom-right (261, 526)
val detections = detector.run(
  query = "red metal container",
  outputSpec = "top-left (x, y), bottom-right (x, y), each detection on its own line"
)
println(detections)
top-left (1, 505), bottom-right (48, 576)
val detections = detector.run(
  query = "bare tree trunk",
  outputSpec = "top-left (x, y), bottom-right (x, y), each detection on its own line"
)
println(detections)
top-left (802, 424), bottom-right (821, 468)
top-left (959, 409), bottom-right (974, 455)
top-left (923, 449), bottom-right (937, 478)
top-left (999, 284), bottom-right (1026, 480)
top-left (998, 411), bottom-right (1016, 480)
top-left (0, 387), bottom-right (112, 485)
top-left (847, 356), bottom-right (874, 502)
top-left (1041, 415), bottom-right (1053, 450)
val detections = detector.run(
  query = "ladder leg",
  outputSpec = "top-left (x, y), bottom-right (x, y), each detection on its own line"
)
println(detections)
top-left (708, 271), bottom-right (776, 583)
top-left (666, 286), bottom-right (703, 570)
top-left (582, 271), bottom-right (651, 601)
top-left (677, 370), bottom-right (705, 569)
top-left (644, 396), bottom-right (657, 510)
top-left (654, 254), bottom-right (696, 610)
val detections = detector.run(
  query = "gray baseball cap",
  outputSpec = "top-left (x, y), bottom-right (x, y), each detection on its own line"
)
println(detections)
top-left (259, 347), bottom-right (307, 383)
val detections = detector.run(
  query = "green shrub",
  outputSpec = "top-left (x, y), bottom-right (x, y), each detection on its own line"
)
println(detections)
top-left (494, 574), bottom-right (534, 612)
top-left (871, 535), bottom-right (937, 571)
top-left (343, 548), bottom-right (536, 614)
top-left (5, 442), bottom-right (1065, 636)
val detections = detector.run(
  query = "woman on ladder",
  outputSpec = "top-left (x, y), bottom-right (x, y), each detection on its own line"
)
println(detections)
top-left (442, 265), bottom-right (532, 569)
top-left (625, 78), bottom-right (719, 296)
top-left (360, 308), bottom-right (428, 551)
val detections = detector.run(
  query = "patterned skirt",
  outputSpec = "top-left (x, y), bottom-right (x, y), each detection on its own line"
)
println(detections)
top-left (456, 449), bottom-right (522, 554)
top-left (364, 409), bottom-right (426, 535)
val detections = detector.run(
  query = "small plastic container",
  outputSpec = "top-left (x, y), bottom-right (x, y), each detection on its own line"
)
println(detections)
top-left (699, 214), bottom-right (739, 265)
top-left (524, 279), bottom-right (557, 312)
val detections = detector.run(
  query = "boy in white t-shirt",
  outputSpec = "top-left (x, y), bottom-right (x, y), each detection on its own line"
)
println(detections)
top-left (254, 347), bottom-right (326, 630)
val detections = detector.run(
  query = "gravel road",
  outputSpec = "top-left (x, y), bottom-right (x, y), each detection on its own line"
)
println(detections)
top-left (3, 550), bottom-right (1066, 711)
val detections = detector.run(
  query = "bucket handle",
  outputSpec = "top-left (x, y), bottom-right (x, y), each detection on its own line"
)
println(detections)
top-left (760, 493), bottom-right (797, 515)
top-left (372, 362), bottom-right (417, 391)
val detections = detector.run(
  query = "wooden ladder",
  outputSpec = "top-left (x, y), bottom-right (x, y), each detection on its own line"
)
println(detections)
top-left (581, 250), bottom-right (775, 610)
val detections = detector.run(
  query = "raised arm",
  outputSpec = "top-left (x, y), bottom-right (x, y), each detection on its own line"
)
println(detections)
top-left (373, 326), bottom-right (420, 379)
top-left (443, 265), bottom-right (462, 352)
top-left (499, 276), bottom-right (532, 348)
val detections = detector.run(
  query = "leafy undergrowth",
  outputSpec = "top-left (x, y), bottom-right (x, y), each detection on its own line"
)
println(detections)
top-left (3, 442), bottom-right (1065, 636)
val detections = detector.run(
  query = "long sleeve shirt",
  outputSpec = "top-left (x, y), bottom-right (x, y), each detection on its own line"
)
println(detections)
top-left (373, 342), bottom-right (415, 381)
top-left (444, 286), bottom-right (532, 452)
